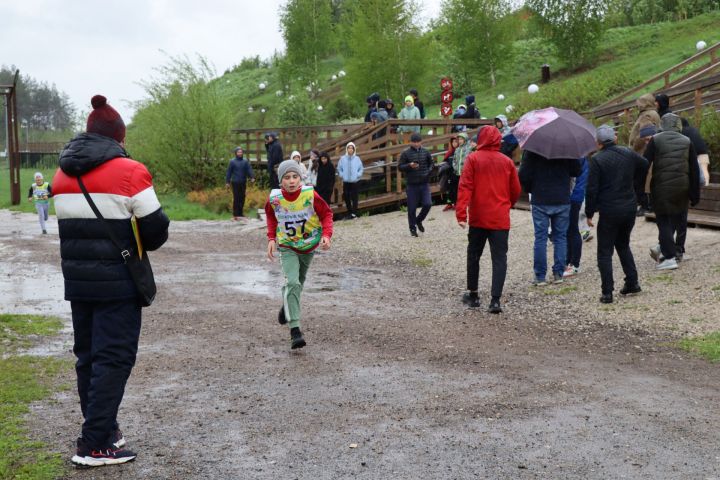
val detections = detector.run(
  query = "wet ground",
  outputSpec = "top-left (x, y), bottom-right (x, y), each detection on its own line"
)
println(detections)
top-left (2, 210), bottom-right (720, 479)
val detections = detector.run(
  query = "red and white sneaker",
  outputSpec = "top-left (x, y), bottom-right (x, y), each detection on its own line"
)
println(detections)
top-left (442, 203), bottom-right (455, 211)
top-left (71, 438), bottom-right (136, 467)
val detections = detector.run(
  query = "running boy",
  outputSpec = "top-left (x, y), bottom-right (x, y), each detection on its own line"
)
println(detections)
top-left (28, 172), bottom-right (52, 234)
top-left (265, 160), bottom-right (333, 349)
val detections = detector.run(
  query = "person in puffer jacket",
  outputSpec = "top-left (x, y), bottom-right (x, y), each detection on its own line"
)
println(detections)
top-left (52, 95), bottom-right (169, 467)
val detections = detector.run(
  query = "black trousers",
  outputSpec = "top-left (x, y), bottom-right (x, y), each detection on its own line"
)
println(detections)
top-left (448, 173), bottom-right (459, 204)
top-left (566, 202), bottom-right (583, 267)
top-left (231, 181), bottom-right (247, 217)
top-left (656, 210), bottom-right (688, 259)
top-left (406, 183), bottom-right (432, 230)
top-left (72, 300), bottom-right (142, 449)
top-left (596, 214), bottom-right (638, 294)
top-left (467, 227), bottom-right (509, 298)
top-left (343, 182), bottom-right (359, 216)
top-left (317, 186), bottom-right (333, 206)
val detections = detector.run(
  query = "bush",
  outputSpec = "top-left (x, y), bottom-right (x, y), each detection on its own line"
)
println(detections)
top-left (512, 70), bottom-right (642, 115)
top-left (699, 107), bottom-right (720, 174)
top-left (326, 95), bottom-right (362, 122)
top-left (187, 184), bottom-right (269, 216)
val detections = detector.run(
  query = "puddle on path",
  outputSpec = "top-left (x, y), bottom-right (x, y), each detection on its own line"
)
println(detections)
top-left (0, 261), bottom-right (70, 317)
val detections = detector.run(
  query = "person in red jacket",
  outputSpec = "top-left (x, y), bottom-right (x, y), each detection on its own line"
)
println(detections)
top-left (456, 126), bottom-right (521, 313)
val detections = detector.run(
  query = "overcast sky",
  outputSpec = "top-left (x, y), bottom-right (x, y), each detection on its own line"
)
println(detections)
top-left (1, 0), bottom-right (442, 124)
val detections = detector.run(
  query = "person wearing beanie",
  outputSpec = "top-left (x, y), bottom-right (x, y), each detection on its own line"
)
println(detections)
top-left (463, 94), bottom-right (480, 120)
top-left (337, 142), bottom-right (363, 218)
top-left (399, 133), bottom-right (434, 236)
top-left (398, 95), bottom-right (421, 140)
top-left (456, 126), bottom-right (521, 313)
top-left (643, 113), bottom-right (700, 269)
top-left (264, 132), bottom-right (284, 189)
top-left (225, 146), bottom-right (255, 220)
top-left (585, 124), bottom-right (648, 303)
top-left (53, 95), bottom-right (170, 466)
top-left (385, 99), bottom-right (398, 134)
top-left (27, 171), bottom-right (52, 234)
top-left (409, 88), bottom-right (425, 119)
top-left (655, 93), bottom-right (671, 118)
top-left (265, 158), bottom-right (334, 349)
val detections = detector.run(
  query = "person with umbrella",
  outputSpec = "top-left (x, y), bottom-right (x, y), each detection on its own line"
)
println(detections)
top-left (514, 108), bottom-right (591, 286)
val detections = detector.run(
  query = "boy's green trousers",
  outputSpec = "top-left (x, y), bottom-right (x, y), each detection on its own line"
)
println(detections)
top-left (280, 248), bottom-right (314, 329)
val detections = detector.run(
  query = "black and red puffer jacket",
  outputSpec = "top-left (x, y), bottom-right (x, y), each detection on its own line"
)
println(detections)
top-left (53, 133), bottom-right (170, 302)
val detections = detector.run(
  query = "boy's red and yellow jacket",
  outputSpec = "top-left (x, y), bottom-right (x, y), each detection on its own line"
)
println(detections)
top-left (265, 187), bottom-right (333, 253)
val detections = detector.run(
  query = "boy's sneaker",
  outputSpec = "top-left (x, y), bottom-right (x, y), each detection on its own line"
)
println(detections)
top-left (488, 298), bottom-right (502, 314)
top-left (442, 204), bottom-right (454, 211)
top-left (461, 292), bottom-right (480, 308)
top-left (552, 272), bottom-right (564, 284)
top-left (42, 229), bottom-right (47, 234)
top-left (656, 258), bottom-right (678, 270)
top-left (290, 327), bottom-right (306, 349)
top-left (649, 244), bottom-right (661, 262)
top-left (111, 429), bottom-right (126, 449)
top-left (619, 283), bottom-right (642, 295)
top-left (278, 305), bottom-right (287, 325)
top-left (410, 229), bottom-right (418, 237)
top-left (416, 221), bottom-right (425, 233)
top-left (600, 293), bottom-right (613, 304)
top-left (581, 230), bottom-right (593, 242)
top-left (532, 278), bottom-right (547, 287)
top-left (562, 265), bottom-right (579, 278)
top-left (71, 438), bottom-right (136, 467)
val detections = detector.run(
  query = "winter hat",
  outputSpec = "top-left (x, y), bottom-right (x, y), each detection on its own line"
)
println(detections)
top-left (404, 95), bottom-right (414, 104)
top-left (385, 98), bottom-right (394, 107)
top-left (34, 172), bottom-right (43, 179)
top-left (290, 150), bottom-right (301, 161)
top-left (639, 125), bottom-right (656, 137)
top-left (234, 146), bottom-right (243, 154)
top-left (86, 95), bottom-right (125, 143)
top-left (465, 95), bottom-right (475, 104)
top-left (596, 124), bottom-right (616, 143)
top-left (410, 133), bottom-right (422, 143)
top-left (378, 100), bottom-right (387, 109)
top-left (346, 142), bottom-right (356, 154)
top-left (278, 159), bottom-right (303, 180)
top-left (409, 88), bottom-right (419, 97)
top-left (655, 93), bottom-right (670, 111)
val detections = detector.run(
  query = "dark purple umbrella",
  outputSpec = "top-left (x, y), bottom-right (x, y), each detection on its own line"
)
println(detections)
top-left (510, 107), bottom-right (597, 159)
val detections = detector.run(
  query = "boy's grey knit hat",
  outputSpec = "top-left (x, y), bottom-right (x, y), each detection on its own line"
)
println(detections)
top-left (278, 159), bottom-right (303, 180)
top-left (596, 124), bottom-right (616, 143)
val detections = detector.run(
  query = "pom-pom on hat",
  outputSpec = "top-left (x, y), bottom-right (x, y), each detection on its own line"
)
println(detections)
top-left (86, 95), bottom-right (126, 143)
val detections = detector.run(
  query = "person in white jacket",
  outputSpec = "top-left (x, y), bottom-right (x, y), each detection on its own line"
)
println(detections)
top-left (289, 150), bottom-right (308, 183)
top-left (337, 142), bottom-right (363, 218)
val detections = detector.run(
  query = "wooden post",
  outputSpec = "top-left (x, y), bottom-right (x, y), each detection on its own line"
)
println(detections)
top-left (255, 132), bottom-right (262, 162)
top-left (664, 73), bottom-right (670, 87)
top-left (385, 150), bottom-right (392, 193)
top-left (694, 88), bottom-right (702, 126)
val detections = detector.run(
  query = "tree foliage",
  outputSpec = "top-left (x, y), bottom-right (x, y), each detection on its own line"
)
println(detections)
top-left (0, 66), bottom-right (76, 137)
top-left (437, 0), bottom-right (519, 90)
top-left (343, 0), bottom-right (432, 104)
top-left (126, 54), bottom-right (234, 191)
top-left (280, 0), bottom-right (336, 82)
top-left (605, 0), bottom-right (719, 26)
top-left (527, 0), bottom-right (606, 70)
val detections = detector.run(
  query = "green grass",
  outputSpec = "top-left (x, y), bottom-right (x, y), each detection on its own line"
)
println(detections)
top-left (679, 332), bottom-right (720, 362)
top-left (647, 274), bottom-right (674, 285)
top-left (411, 255), bottom-right (433, 268)
top-left (0, 314), bottom-right (67, 480)
top-left (543, 285), bottom-right (578, 295)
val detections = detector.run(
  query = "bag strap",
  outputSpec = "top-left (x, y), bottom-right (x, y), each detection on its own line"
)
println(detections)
top-left (76, 176), bottom-right (133, 262)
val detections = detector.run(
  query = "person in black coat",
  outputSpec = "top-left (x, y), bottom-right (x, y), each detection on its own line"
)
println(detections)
top-left (225, 146), bottom-right (255, 219)
top-left (264, 132), bottom-right (284, 189)
top-left (399, 133), bottom-right (434, 236)
top-left (314, 151), bottom-right (336, 205)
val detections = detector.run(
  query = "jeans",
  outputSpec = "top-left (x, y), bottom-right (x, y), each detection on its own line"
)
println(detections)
top-left (596, 214), bottom-right (638, 294)
top-left (72, 300), bottom-right (142, 449)
top-left (406, 183), bottom-right (432, 231)
top-left (531, 204), bottom-right (570, 280)
top-left (467, 227), bottom-right (509, 298)
top-left (231, 181), bottom-right (247, 217)
top-left (35, 202), bottom-right (49, 231)
top-left (280, 249), bottom-right (314, 329)
top-left (655, 210), bottom-right (688, 260)
top-left (566, 202), bottom-right (583, 268)
top-left (343, 182), bottom-right (359, 216)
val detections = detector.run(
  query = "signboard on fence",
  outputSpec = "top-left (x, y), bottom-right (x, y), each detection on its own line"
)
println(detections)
top-left (440, 77), bottom-right (453, 117)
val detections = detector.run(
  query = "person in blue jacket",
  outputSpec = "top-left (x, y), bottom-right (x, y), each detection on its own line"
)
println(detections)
top-left (337, 142), bottom-right (363, 219)
top-left (225, 146), bottom-right (255, 220)
top-left (564, 157), bottom-right (589, 277)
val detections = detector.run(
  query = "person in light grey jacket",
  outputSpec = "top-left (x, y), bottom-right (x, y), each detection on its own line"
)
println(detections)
top-left (337, 142), bottom-right (363, 218)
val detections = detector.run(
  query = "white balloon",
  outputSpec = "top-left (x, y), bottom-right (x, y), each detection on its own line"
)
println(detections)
top-left (317, 105), bottom-right (323, 111)
top-left (697, 40), bottom-right (707, 51)
top-left (258, 82), bottom-right (266, 90)
top-left (505, 105), bottom-right (514, 113)
top-left (338, 70), bottom-right (346, 77)
top-left (247, 106), bottom-right (254, 113)
top-left (427, 129), bottom-right (433, 135)
top-left (275, 90), bottom-right (283, 97)
top-left (528, 84), bottom-right (539, 94)
top-left (261, 108), bottom-right (266, 113)
top-left (306, 85), bottom-right (312, 92)
top-left (331, 75), bottom-right (338, 81)
top-left (289, 95), bottom-right (296, 100)
top-left (497, 94), bottom-right (505, 101)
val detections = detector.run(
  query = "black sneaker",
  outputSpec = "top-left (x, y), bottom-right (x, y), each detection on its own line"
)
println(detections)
top-left (111, 429), bottom-right (125, 449)
top-left (488, 299), bottom-right (502, 314)
top-left (619, 284), bottom-right (641, 295)
top-left (290, 327), bottom-right (306, 349)
top-left (600, 293), bottom-right (613, 304)
top-left (278, 305), bottom-right (287, 325)
top-left (410, 229), bottom-right (418, 237)
top-left (71, 438), bottom-right (136, 467)
top-left (416, 221), bottom-right (425, 233)
top-left (42, 229), bottom-right (47, 234)
top-left (462, 292), bottom-right (480, 308)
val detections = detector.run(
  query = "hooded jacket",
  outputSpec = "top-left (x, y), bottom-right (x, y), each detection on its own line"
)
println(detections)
top-left (456, 126), bottom-right (521, 230)
top-left (265, 134), bottom-right (284, 183)
top-left (453, 132), bottom-right (472, 174)
top-left (53, 133), bottom-right (170, 302)
top-left (337, 142), bottom-right (363, 183)
top-left (398, 96), bottom-right (421, 133)
top-left (628, 94), bottom-right (661, 154)
top-left (585, 143), bottom-right (648, 218)
top-left (398, 141), bottom-right (433, 185)
top-left (644, 113), bottom-right (700, 215)
top-left (225, 153), bottom-right (254, 184)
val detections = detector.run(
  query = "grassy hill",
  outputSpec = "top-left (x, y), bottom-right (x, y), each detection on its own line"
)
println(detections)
top-left (218, 11), bottom-right (720, 128)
